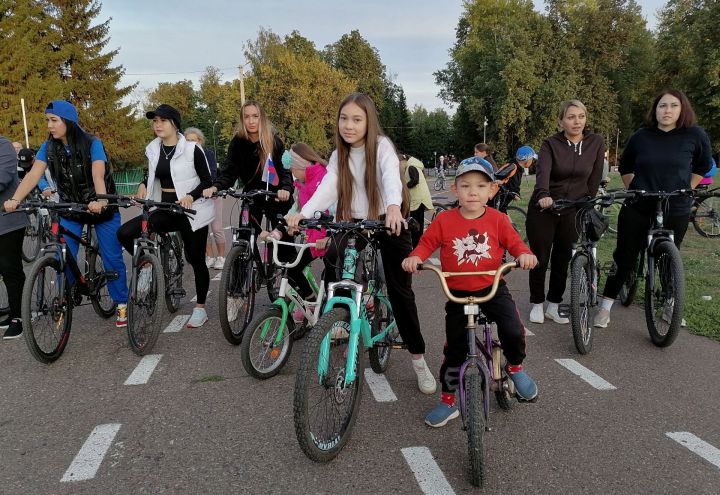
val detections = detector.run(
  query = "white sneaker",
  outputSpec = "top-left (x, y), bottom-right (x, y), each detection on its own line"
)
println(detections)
top-left (213, 256), bottom-right (225, 270)
top-left (205, 256), bottom-right (215, 268)
top-left (412, 357), bottom-right (437, 395)
top-left (227, 297), bottom-right (241, 323)
top-left (186, 307), bottom-right (208, 328)
top-left (594, 308), bottom-right (610, 328)
top-left (545, 304), bottom-right (569, 324)
top-left (529, 303), bottom-right (544, 324)
top-left (661, 301), bottom-right (686, 327)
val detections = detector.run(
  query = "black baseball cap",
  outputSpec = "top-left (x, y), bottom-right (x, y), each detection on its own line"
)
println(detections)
top-left (146, 104), bottom-right (182, 130)
top-left (18, 148), bottom-right (36, 164)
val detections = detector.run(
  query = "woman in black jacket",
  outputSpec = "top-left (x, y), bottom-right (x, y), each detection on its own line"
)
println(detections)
top-left (526, 100), bottom-right (605, 325)
top-left (594, 89), bottom-right (712, 328)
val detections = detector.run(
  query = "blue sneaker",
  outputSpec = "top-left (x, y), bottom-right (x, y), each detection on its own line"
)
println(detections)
top-left (424, 402), bottom-right (459, 428)
top-left (507, 367), bottom-right (538, 401)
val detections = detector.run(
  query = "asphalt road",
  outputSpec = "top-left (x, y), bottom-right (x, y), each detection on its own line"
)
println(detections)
top-left (1, 195), bottom-right (719, 494)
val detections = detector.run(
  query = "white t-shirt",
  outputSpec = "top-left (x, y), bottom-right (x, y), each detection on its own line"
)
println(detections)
top-left (300, 136), bottom-right (402, 219)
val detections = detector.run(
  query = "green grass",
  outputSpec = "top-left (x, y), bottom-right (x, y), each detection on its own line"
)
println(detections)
top-left (513, 173), bottom-right (720, 342)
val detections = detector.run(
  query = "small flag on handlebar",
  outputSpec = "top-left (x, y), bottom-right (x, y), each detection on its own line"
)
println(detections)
top-left (261, 156), bottom-right (280, 186)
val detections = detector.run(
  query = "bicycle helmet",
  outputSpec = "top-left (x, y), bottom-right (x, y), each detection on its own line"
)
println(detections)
top-left (515, 145), bottom-right (537, 162)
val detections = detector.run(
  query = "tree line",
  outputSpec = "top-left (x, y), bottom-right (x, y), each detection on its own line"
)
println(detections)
top-left (1, 0), bottom-right (717, 172)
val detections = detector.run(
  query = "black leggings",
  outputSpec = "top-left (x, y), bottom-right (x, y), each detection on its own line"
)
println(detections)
top-left (439, 282), bottom-right (526, 394)
top-left (117, 211), bottom-right (210, 305)
top-left (324, 229), bottom-right (425, 355)
top-left (602, 205), bottom-right (689, 299)
top-left (0, 228), bottom-right (26, 319)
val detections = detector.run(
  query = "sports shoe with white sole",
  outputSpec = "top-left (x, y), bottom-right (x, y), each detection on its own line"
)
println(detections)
top-left (593, 308), bottom-right (610, 328)
top-left (412, 357), bottom-right (437, 395)
top-left (529, 303), bottom-right (544, 324)
top-left (187, 307), bottom-right (208, 328)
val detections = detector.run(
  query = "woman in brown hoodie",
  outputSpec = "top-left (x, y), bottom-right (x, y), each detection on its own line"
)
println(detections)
top-left (526, 100), bottom-right (605, 324)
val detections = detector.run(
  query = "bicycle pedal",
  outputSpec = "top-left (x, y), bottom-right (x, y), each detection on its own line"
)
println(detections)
top-left (557, 303), bottom-right (571, 318)
top-left (104, 270), bottom-right (119, 281)
top-left (516, 394), bottom-right (539, 404)
top-left (168, 288), bottom-right (186, 298)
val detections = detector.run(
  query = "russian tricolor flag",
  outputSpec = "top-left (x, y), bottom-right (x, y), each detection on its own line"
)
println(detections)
top-left (261, 156), bottom-right (280, 186)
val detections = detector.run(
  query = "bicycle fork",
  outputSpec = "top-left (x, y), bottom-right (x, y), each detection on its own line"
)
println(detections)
top-left (458, 306), bottom-right (493, 432)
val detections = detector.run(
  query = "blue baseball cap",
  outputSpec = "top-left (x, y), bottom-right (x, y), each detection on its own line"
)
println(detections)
top-left (45, 100), bottom-right (79, 124)
top-left (516, 145), bottom-right (537, 161)
top-left (456, 156), bottom-right (495, 180)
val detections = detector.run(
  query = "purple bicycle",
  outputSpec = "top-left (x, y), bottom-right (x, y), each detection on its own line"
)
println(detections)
top-left (419, 261), bottom-right (525, 487)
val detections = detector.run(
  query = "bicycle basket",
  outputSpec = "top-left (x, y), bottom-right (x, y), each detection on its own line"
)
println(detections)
top-left (584, 208), bottom-right (609, 242)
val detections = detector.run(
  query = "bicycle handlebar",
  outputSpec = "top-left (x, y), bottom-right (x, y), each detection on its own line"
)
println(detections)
top-left (259, 236), bottom-right (318, 269)
top-left (299, 213), bottom-right (421, 234)
top-left (419, 261), bottom-right (518, 305)
top-left (212, 188), bottom-right (278, 200)
top-left (97, 194), bottom-right (196, 215)
top-left (11, 200), bottom-right (89, 214)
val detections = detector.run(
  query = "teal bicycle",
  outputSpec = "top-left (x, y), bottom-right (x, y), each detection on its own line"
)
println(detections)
top-left (240, 227), bottom-right (325, 379)
top-left (293, 218), bottom-right (404, 462)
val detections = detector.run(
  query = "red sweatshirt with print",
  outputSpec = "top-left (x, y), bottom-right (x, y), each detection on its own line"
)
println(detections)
top-left (410, 207), bottom-right (533, 291)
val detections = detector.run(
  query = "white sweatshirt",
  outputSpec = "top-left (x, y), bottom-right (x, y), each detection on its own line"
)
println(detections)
top-left (300, 136), bottom-right (402, 219)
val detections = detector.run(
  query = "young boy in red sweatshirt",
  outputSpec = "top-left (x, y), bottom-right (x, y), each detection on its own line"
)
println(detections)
top-left (402, 156), bottom-right (538, 427)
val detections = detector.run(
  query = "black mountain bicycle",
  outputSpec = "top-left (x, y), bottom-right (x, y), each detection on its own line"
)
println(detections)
top-left (16, 201), bottom-right (117, 363)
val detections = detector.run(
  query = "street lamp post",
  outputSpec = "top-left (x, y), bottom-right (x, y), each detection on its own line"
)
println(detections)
top-left (211, 120), bottom-right (219, 154)
top-left (615, 128), bottom-right (620, 169)
top-left (238, 62), bottom-right (251, 105)
top-left (483, 116), bottom-right (488, 143)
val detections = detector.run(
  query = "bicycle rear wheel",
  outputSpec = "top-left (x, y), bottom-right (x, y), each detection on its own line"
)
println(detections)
top-left (433, 177), bottom-right (444, 191)
top-left (22, 255), bottom-right (73, 363)
top-left (294, 307), bottom-right (363, 462)
top-left (692, 196), bottom-right (720, 238)
top-left (88, 250), bottom-right (116, 319)
top-left (619, 255), bottom-right (641, 307)
top-left (645, 241), bottom-right (685, 347)
top-left (219, 242), bottom-right (255, 345)
top-left (128, 254), bottom-right (165, 355)
top-left (465, 373), bottom-right (486, 487)
top-left (570, 254), bottom-right (594, 354)
top-left (22, 211), bottom-right (41, 263)
top-left (163, 233), bottom-right (185, 313)
top-left (241, 306), bottom-right (294, 379)
top-left (506, 206), bottom-right (527, 242)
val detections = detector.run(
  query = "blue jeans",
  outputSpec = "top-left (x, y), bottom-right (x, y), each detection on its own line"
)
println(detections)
top-left (60, 213), bottom-right (128, 304)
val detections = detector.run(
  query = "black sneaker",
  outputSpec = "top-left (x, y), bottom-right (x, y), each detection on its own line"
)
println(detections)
top-left (3, 319), bottom-right (23, 340)
top-left (0, 317), bottom-right (11, 330)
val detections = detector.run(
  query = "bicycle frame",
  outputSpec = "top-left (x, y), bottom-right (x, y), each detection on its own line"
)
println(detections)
top-left (317, 232), bottom-right (396, 386)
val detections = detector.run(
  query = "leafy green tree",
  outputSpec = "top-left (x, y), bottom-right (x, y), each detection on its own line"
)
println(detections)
top-left (46, 0), bottom-right (145, 167)
top-left (408, 105), bottom-right (453, 167)
top-left (656, 0), bottom-right (720, 151)
top-left (380, 82), bottom-right (412, 152)
top-left (147, 80), bottom-right (197, 121)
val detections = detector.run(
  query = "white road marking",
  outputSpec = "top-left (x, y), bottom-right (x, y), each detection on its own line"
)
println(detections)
top-left (666, 432), bottom-right (720, 469)
top-left (428, 258), bottom-right (441, 266)
top-left (363, 369), bottom-right (398, 402)
top-left (191, 290), bottom-right (211, 302)
top-left (163, 314), bottom-right (189, 333)
top-left (61, 424), bottom-right (122, 482)
top-left (524, 327), bottom-right (535, 336)
top-left (212, 273), bottom-right (222, 281)
top-left (554, 358), bottom-right (617, 390)
top-left (401, 446), bottom-right (456, 495)
top-left (124, 355), bottom-right (163, 385)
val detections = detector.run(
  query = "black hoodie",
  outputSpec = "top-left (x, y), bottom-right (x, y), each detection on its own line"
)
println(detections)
top-left (620, 126), bottom-right (712, 215)
top-left (532, 132), bottom-right (605, 207)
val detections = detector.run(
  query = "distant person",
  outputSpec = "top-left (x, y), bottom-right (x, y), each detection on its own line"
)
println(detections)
top-left (399, 154), bottom-right (433, 247)
top-left (474, 142), bottom-right (497, 169)
top-left (594, 89), bottom-right (712, 328)
top-left (526, 99), bottom-right (605, 325)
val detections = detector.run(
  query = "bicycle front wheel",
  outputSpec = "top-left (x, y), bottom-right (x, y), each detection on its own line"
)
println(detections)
top-left (570, 254), bottom-right (594, 354)
top-left (22, 255), bottom-right (73, 363)
top-left (692, 195), bottom-right (720, 238)
top-left (22, 211), bottom-right (41, 263)
top-left (241, 306), bottom-right (294, 379)
top-left (645, 241), bottom-right (685, 347)
top-left (293, 308), bottom-right (363, 462)
top-left (128, 254), bottom-right (165, 355)
top-left (466, 373), bottom-right (486, 487)
top-left (88, 250), bottom-right (116, 319)
top-left (506, 206), bottom-right (527, 242)
top-left (219, 242), bottom-right (255, 345)
top-left (433, 177), bottom-right (444, 191)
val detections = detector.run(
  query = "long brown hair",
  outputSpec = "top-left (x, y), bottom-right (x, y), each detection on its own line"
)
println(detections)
top-left (335, 93), bottom-right (389, 221)
top-left (236, 100), bottom-right (275, 173)
top-left (645, 89), bottom-right (697, 129)
top-left (291, 142), bottom-right (327, 166)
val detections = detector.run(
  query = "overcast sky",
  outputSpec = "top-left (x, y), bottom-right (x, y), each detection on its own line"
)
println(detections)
top-left (103, 0), bottom-right (667, 112)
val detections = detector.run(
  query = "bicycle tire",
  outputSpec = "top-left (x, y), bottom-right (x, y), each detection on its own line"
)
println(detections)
top-left (644, 241), bottom-right (685, 347)
top-left (619, 255), bottom-right (641, 307)
top-left (22, 211), bottom-right (41, 263)
top-left (219, 242), bottom-right (255, 345)
top-left (506, 206), bottom-right (527, 242)
top-left (433, 177), bottom-right (444, 191)
top-left (163, 233), bottom-right (185, 313)
top-left (570, 254), bottom-right (593, 354)
top-left (88, 250), bottom-right (116, 319)
top-left (293, 307), bottom-right (363, 462)
top-left (466, 373), bottom-right (486, 487)
top-left (241, 306), bottom-right (294, 379)
top-left (692, 195), bottom-right (720, 238)
top-left (127, 254), bottom-right (165, 356)
top-left (22, 255), bottom-right (73, 363)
